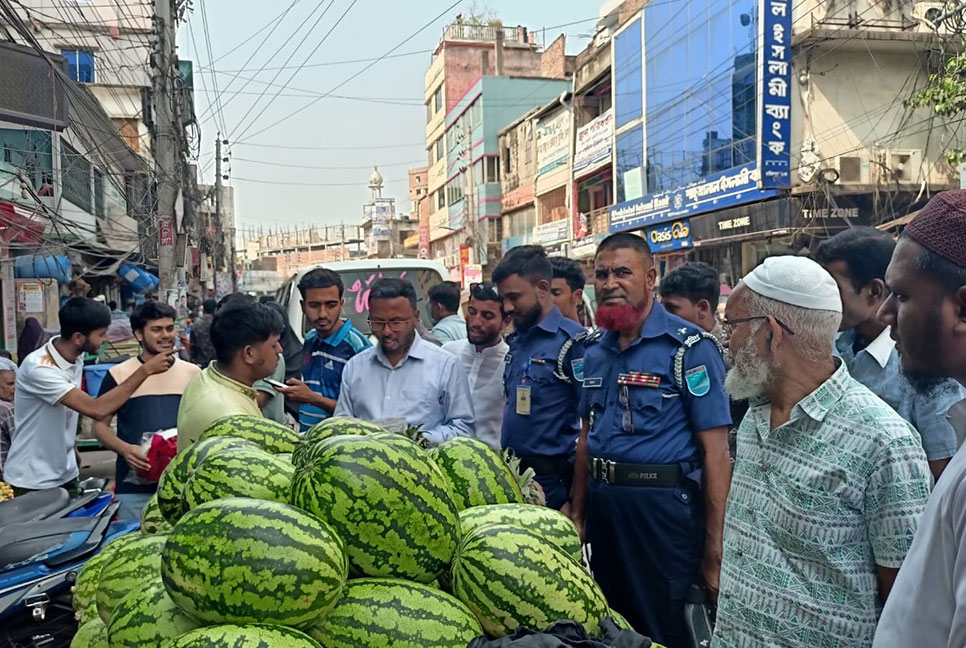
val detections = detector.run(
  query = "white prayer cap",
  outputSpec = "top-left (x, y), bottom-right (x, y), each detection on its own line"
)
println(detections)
top-left (741, 256), bottom-right (842, 313)
top-left (0, 358), bottom-right (16, 373)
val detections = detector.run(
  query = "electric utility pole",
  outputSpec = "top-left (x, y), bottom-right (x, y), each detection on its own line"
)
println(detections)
top-left (154, 0), bottom-right (182, 302)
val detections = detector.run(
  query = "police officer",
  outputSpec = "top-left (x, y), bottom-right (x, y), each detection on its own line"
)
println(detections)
top-left (493, 245), bottom-right (585, 511)
top-left (570, 233), bottom-right (732, 646)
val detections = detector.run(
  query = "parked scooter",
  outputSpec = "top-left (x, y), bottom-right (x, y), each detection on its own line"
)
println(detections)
top-left (0, 479), bottom-right (138, 648)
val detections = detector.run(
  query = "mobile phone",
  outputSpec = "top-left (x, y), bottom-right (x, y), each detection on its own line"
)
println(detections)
top-left (264, 378), bottom-right (287, 389)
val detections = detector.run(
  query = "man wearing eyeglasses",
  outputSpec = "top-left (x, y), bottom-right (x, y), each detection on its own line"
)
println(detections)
top-left (569, 232), bottom-right (731, 645)
top-left (712, 256), bottom-right (930, 648)
top-left (334, 277), bottom-right (475, 444)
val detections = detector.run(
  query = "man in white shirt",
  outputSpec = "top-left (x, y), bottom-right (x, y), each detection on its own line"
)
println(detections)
top-left (5, 297), bottom-right (176, 493)
top-left (443, 282), bottom-right (509, 450)
top-left (335, 278), bottom-right (475, 445)
top-left (873, 190), bottom-right (966, 647)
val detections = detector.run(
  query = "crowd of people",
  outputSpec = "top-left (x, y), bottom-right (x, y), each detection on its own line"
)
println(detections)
top-left (4, 191), bottom-right (966, 647)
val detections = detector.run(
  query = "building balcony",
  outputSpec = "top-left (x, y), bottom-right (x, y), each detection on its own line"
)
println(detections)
top-left (441, 22), bottom-right (533, 47)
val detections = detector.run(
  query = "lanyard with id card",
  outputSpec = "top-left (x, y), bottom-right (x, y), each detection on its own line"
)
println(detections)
top-left (516, 358), bottom-right (533, 415)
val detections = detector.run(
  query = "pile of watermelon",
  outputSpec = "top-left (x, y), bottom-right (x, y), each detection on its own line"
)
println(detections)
top-left (70, 415), bottom-right (629, 648)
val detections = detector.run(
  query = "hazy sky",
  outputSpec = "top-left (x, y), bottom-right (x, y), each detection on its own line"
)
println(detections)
top-left (178, 1), bottom-right (599, 237)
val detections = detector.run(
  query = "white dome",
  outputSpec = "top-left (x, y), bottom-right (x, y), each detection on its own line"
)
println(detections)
top-left (368, 166), bottom-right (384, 188)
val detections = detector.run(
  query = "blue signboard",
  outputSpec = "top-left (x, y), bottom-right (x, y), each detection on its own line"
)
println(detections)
top-left (610, 162), bottom-right (777, 233)
top-left (646, 219), bottom-right (692, 253)
top-left (758, 0), bottom-right (793, 189)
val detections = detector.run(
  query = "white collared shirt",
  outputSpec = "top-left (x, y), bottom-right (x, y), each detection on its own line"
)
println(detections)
top-left (5, 338), bottom-right (84, 489)
top-left (873, 398), bottom-right (966, 648)
top-left (442, 338), bottom-right (508, 450)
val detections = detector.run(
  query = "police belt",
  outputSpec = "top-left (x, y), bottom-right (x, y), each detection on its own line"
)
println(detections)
top-left (589, 457), bottom-right (683, 487)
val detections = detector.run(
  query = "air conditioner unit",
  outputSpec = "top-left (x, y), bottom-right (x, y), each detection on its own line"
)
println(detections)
top-left (442, 253), bottom-right (459, 268)
top-left (833, 154), bottom-right (870, 184)
top-left (912, 2), bottom-right (951, 33)
top-left (887, 149), bottom-right (923, 183)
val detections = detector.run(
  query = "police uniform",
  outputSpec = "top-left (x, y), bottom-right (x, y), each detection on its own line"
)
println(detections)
top-left (502, 306), bottom-right (585, 510)
top-left (579, 300), bottom-right (730, 646)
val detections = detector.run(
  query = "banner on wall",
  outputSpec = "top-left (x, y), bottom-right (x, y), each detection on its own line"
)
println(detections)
top-left (536, 108), bottom-right (571, 177)
top-left (758, 0), bottom-right (792, 188)
top-left (573, 109), bottom-right (613, 175)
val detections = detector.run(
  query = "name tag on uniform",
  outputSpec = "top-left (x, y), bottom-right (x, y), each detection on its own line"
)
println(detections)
top-left (516, 386), bottom-right (532, 415)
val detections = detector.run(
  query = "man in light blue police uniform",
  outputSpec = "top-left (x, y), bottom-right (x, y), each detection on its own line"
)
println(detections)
top-left (493, 245), bottom-right (585, 510)
top-left (570, 233), bottom-right (732, 646)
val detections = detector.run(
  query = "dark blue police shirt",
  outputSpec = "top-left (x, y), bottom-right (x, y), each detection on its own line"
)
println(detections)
top-left (579, 301), bottom-right (730, 465)
top-left (502, 306), bottom-right (585, 458)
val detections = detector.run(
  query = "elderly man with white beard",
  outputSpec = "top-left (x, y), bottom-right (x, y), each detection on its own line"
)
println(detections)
top-left (711, 256), bottom-right (931, 648)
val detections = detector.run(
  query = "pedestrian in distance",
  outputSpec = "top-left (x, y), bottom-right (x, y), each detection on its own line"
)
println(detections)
top-left (442, 282), bottom-right (510, 451)
top-left (4, 298), bottom-right (176, 494)
top-left (873, 190), bottom-right (966, 648)
top-left (16, 317), bottom-right (46, 366)
top-left (429, 280), bottom-right (467, 344)
top-left (335, 277), bottom-right (475, 444)
top-left (275, 268), bottom-right (370, 432)
top-left (176, 298), bottom-right (284, 451)
top-left (493, 245), bottom-right (586, 511)
top-left (189, 299), bottom-right (217, 368)
top-left (569, 233), bottom-right (731, 645)
top-left (0, 357), bottom-right (17, 482)
top-left (92, 301), bottom-right (200, 520)
top-left (659, 261), bottom-right (722, 338)
top-left (714, 256), bottom-right (930, 648)
top-left (549, 256), bottom-right (587, 327)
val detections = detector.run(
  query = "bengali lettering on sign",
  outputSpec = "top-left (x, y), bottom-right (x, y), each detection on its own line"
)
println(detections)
top-left (758, 0), bottom-right (792, 189)
top-left (159, 217), bottom-right (174, 247)
top-left (536, 108), bottom-right (571, 177)
top-left (573, 109), bottom-right (613, 175)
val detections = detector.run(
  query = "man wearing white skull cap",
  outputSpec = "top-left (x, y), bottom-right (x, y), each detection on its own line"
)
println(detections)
top-left (711, 256), bottom-right (931, 648)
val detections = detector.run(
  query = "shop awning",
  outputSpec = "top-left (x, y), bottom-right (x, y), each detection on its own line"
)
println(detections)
top-left (876, 211), bottom-right (918, 232)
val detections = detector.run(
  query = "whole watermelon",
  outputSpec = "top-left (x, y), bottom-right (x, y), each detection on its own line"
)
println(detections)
top-left (72, 532), bottom-right (138, 623)
top-left (161, 498), bottom-right (347, 626)
top-left (309, 578), bottom-right (482, 648)
top-left (71, 617), bottom-right (108, 648)
top-left (458, 504), bottom-right (582, 562)
top-left (157, 436), bottom-right (260, 523)
top-left (451, 524), bottom-right (609, 637)
top-left (139, 494), bottom-right (170, 535)
top-left (167, 624), bottom-right (322, 648)
top-left (95, 534), bottom-right (167, 624)
top-left (290, 435), bottom-right (460, 583)
top-left (198, 415), bottom-right (299, 454)
top-left (181, 447), bottom-right (294, 512)
top-left (608, 609), bottom-right (633, 631)
top-left (292, 418), bottom-right (386, 467)
top-left (106, 579), bottom-right (199, 648)
top-left (432, 437), bottom-right (525, 510)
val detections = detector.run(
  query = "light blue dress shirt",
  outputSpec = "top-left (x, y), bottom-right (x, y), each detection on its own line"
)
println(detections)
top-left (836, 326), bottom-right (965, 461)
top-left (334, 332), bottom-right (475, 445)
top-left (431, 314), bottom-right (467, 344)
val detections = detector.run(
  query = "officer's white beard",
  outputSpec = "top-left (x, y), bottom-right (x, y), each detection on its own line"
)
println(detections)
top-left (725, 336), bottom-right (777, 401)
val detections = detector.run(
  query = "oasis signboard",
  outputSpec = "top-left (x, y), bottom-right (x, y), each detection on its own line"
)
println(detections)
top-left (646, 219), bottom-right (692, 253)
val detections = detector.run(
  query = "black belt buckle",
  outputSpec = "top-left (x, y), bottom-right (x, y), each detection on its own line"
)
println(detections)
top-left (591, 457), bottom-right (616, 484)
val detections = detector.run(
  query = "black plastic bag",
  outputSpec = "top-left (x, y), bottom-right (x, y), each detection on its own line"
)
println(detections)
top-left (466, 618), bottom-right (653, 648)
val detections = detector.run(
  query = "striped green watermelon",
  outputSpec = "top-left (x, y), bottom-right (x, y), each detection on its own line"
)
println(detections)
top-left (458, 504), bottom-right (581, 562)
top-left (71, 617), bottom-right (108, 648)
top-left (431, 438), bottom-right (525, 510)
top-left (308, 578), bottom-right (482, 648)
top-left (608, 609), bottom-right (633, 631)
top-left (292, 418), bottom-right (386, 467)
top-left (161, 498), bottom-right (347, 626)
top-left (198, 415), bottom-right (299, 454)
top-left (157, 436), bottom-right (260, 523)
top-left (290, 435), bottom-right (460, 583)
top-left (96, 534), bottom-right (167, 624)
top-left (167, 624), bottom-right (322, 648)
top-left (72, 532), bottom-right (139, 623)
top-left (139, 494), bottom-right (170, 535)
top-left (181, 447), bottom-right (294, 512)
top-left (451, 523), bottom-right (609, 637)
top-left (106, 579), bottom-right (199, 648)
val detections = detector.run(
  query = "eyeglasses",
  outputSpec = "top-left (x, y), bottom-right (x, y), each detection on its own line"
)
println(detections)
top-left (367, 318), bottom-right (410, 332)
top-left (470, 282), bottom-right (500, 300)
top-left (721, 316), bottom-right (795, 336)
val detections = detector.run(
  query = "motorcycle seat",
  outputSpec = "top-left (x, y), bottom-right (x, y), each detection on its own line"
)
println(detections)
top-left (0, 488), bottom-right (69, 526)
top-left (0, 517), bottom-right (99, 570)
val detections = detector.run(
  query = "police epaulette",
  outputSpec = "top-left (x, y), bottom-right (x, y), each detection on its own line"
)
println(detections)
top-left (673, 331), bottom-right (723, 392)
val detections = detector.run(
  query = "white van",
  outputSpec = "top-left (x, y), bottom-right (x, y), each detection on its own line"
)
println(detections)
top-left (277, 258), bottom-right (450, 343)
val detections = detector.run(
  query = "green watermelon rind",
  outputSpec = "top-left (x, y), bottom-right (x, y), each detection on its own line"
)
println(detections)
top-left (161, 498), bottom-right (347, 627)
top-left (198, 415), bottom-right (300, 454)
top-left (290, 435), bottom-right (460, 584)
top-left (180, 447), bottom-right (294, 513)
top-left (139, 494), bottom-right (171, 535)
top-left (431, 437), bottom-right (525, 511)
top-left (451, 523), bottom-right (609, 638)
top-left (458, 504), bottom-right (582, 563)
top-left (95, 534), bottom-right (167, 625)
top-left (72, 532), bottom-right (139, 622)
top-left (166, 624), bottom-right (323, 648)
top-left (71, 617), bottom-right (109, 648)
top-left (308, 578), bottom-right (482, 648)
top-left (292, 418), bottom-right (387, 467)
top-left (106, 579), bottom-right (199, 648)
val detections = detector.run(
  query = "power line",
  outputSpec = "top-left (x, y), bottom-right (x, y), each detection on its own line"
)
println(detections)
top-left (231, 157), bottom-right (424, 170)
top-left (232, 141), bottom-right (426, 150)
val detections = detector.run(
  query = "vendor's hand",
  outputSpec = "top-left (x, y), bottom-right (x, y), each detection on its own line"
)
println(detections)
top-left (122, 443), bottom-right (151, 472)
top-left (701, 542), bottom-right (722, 603)
top-left (142, 349), bottom-right (178, 375)
top-left (276, 378), bottom-right (316, 404)
top-left (567, 506), bottom-right (586, 543)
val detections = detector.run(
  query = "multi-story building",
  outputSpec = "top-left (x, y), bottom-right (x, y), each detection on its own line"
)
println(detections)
top-left (606, 0), bottom-right (960, 282)
top-left (499, 106), bottom-right (540, 253)
top-left (195, 183), bottom-right (236, 294)
top-left (362, 167), bottom-right (417, 260)
top-left (407, 166), bottom-right (431, 257)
